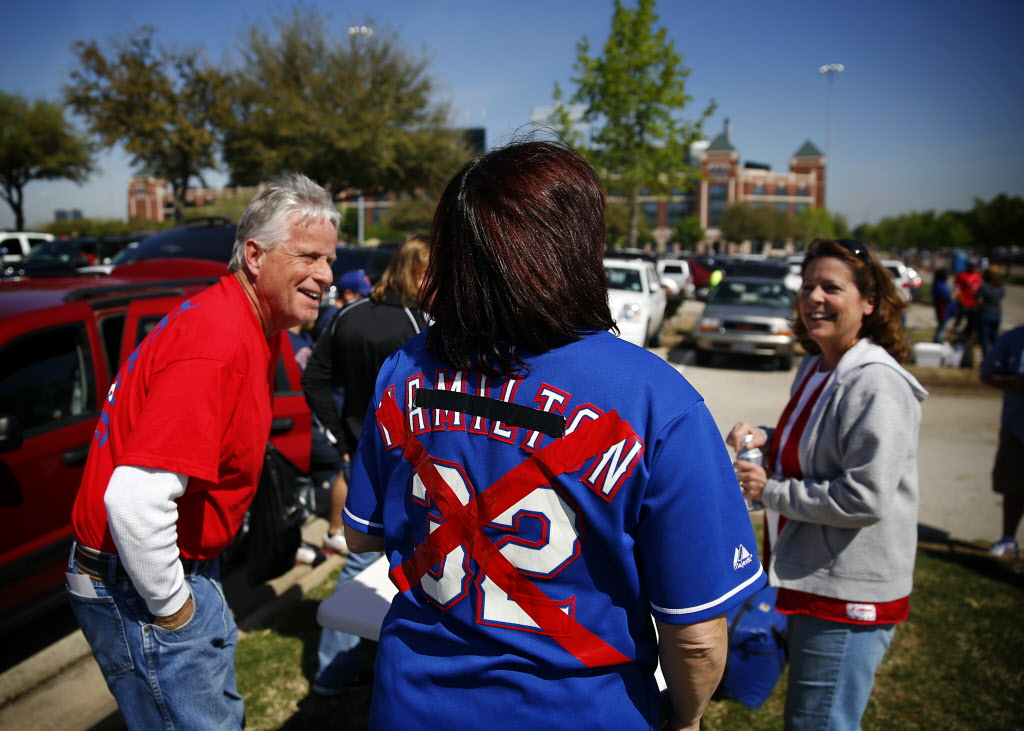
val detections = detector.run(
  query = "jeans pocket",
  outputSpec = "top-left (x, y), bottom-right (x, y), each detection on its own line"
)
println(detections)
top-left (67, 590), bottom-right (134, 677)
top-left (149, 588), bottom-right (199, 639)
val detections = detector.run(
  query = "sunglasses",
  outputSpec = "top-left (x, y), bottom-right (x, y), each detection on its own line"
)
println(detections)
top-left (835, 239), bottom-right (870, 264)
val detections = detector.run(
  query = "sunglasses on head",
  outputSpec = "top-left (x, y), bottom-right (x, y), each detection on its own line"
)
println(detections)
top-left (835, 239), bottom-right (870, 264)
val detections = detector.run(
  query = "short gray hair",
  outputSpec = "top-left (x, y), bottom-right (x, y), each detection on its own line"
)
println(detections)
top-left (228, 174), bottom-right (341, 272)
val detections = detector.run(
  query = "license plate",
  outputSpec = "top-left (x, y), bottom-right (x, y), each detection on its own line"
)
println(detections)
top-left (733, 342), bottom-right (756, 353)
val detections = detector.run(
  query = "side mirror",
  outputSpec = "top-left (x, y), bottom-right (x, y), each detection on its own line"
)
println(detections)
top-left (0, 414), bottom-right (24, 453)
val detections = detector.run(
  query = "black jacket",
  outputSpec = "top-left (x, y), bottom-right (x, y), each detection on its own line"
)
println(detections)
top-left (302, 293), bottom-right (426, 456)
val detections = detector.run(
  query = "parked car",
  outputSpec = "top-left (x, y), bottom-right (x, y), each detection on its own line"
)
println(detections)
top-left (725, 259), bottom-right (802, 293)
top-left (116, 218), bottom-right (237, 268)
top-left (2, 239), bottom-right (94, 279)
top-left (0, 232), bottom-right (54, 266)
top-left (905, 266), bottom-right (923, 301)
top-left (324, 243), bottom-right (400, 307)
top-left (657, 258), bottom-right (695, 301)
top-left (694, 276), bottom-right (796, 370)
top-left (604, 256), bottom-right (666, 348)
top-left (0, 267), bottom-right (313, 633)
top-left (881, 259), bottom-right (913, 303)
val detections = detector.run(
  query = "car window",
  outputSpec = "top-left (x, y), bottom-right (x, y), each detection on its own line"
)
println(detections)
top-left (605, 266), bottom-right (643, 292)
top-left (23, 240), bottom-right (78, 263)
top-left (98, 314), bottom-right (126, 380)
top-left (663, 264), bottom-right (683, 274)
top-left (0, 324), bottom-right (97, 434)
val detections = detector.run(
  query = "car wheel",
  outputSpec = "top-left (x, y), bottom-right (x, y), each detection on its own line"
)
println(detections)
top-left (778, 354), bottom-right (793, 371)
top-left (696, 349), bottom-right (712, 367)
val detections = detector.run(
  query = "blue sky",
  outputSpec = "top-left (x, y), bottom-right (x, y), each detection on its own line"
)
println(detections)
top-left (2, 0), bottom-right (1022, 230)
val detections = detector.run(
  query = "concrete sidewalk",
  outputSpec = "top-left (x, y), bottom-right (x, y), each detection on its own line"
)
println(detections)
top-left (0, 518), bottom-right (342, 731)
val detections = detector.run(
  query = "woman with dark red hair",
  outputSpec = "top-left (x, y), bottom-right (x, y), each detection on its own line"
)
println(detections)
top-left (342, 141), bottom-right (766, 729)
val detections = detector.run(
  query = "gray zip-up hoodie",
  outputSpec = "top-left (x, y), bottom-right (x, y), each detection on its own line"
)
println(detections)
top-left (761, 338), bottom-right (929, 603)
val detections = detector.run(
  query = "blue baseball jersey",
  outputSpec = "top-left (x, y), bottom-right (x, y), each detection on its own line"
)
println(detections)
top-left (345, 329), bottom-right (766, 729)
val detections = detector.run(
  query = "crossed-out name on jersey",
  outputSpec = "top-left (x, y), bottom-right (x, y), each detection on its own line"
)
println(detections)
top-left (384, 368), bottom-right (646, 502)
top-left (377, 369), bottom-right (647, 642)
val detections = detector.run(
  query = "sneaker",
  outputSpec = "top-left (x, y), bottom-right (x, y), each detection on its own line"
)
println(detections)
top-left (988, 538), bottom-right (1019, 558)
top-left (322, 530), bottom-right (349, 555)
top-left (295, 542), bottom-right (327, 566)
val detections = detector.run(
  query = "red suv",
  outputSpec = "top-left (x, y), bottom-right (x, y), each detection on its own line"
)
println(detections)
top-left (0, 263), bottom-right (312, 633)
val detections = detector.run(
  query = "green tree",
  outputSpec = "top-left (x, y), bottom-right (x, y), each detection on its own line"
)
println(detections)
top-left (605, 198), bottom-right (651, 248)
top-left (0, 92), bottom-right (94, 230)
top-left (965, 194), bottom-right (1024, 251)
top-left (793, 207), bottom-right (850, 243)
top-left (718, 203), bottom-right (797, 246)
top-left (379, 196), bottom-right (436, 237)
top-left (672, 215), bottom-right (704, 249)
top-left (64, 28), bottom-right (228, 224)
top-left (222, 10), bottom-right (469, 197)
top-left (555, 0), bottom-right (715, 249)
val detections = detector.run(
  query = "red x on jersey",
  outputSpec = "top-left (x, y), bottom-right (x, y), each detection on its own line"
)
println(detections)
top-left (374, 390), bottom-right (634, 668)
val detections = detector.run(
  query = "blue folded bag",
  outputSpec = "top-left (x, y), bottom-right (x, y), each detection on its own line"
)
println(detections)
top-left (715, 584), bottom-right (788, 709)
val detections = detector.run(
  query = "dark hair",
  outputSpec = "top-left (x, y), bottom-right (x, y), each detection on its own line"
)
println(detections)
top-left (794, 237), bottom-right (909, 363)
top-left (421, 140), bottom-right (613, 376)
top-left (933, 267), bottom-right (948, 283)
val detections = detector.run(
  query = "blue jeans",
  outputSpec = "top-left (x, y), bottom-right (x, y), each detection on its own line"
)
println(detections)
top-left (784, 614), bottom-right (895, 731)
top-left (978, 315), bottom-right (1001, 357)
top-left (67, 549), bottom-right (243, 730)
top-left (314, 548), bottom-right (382, 689)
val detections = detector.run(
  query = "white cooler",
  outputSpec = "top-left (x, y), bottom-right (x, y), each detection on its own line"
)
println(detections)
top-left (913, 341), bottom-right (951, 367)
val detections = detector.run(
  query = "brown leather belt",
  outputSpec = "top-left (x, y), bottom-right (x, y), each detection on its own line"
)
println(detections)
top-left (73, 543), bottom-right (212, 582)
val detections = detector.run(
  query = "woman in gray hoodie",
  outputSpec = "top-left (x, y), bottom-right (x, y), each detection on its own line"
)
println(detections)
top-left (729, 237), bottom-right (928, 731)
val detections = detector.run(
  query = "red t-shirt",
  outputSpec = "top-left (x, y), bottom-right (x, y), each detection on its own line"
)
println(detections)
top-left (72, 274), bottom-right (280, 559)
top-left (955, 270), bottom-right (981, 307)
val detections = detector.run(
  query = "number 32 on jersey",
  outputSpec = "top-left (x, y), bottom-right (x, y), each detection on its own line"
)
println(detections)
top-left (411, 459), bottom-right (580, 632)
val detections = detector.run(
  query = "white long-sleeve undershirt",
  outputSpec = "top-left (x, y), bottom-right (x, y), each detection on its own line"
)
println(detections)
top-left (104, 465), bottom-right (191, 617)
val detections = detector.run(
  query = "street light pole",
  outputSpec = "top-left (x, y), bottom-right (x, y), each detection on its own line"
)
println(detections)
top-left (349, 25), bottom-right (373, 245)
top-left (818, 63), bottom-right (844, 163)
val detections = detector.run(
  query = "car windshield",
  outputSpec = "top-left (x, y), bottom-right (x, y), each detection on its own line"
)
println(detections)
top-left (23, 240), bottom-right (80, 263)
top-left (132, 225), bottom-right (237, 263)
top-left (605, 266), bottom-right (643, 292)
top-left (111, 243), bottom-right (141, 265)
top-left (710, 280), bottom-right (793, 309)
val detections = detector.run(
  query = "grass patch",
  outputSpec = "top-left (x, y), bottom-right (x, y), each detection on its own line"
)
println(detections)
top-left (236, 542), bottom-right (1024, 729)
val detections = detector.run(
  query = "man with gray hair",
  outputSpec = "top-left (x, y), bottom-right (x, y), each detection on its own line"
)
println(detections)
top-left (68, 174), bottom-right (338, 728)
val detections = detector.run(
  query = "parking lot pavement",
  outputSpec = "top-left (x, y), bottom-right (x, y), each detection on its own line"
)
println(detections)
top-left (0, 517), bottom-right (341, 731)
top-left (658, 289), bottom-right (1023, 550)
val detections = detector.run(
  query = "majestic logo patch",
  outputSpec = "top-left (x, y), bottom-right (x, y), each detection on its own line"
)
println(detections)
top-left (733, 544), bottom-right (753, 570)
top-left (846, 603), bottom-right (877, 622)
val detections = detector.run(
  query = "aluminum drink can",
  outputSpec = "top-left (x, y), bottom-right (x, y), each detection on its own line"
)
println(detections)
top-left (736, 433), bottom-right (763, 466)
